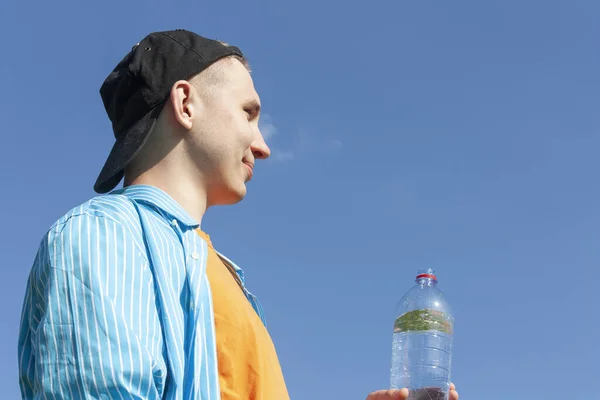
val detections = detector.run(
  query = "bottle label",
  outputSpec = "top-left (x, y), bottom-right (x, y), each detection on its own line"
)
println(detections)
top-left (393, 309), bottom-right (453, 334)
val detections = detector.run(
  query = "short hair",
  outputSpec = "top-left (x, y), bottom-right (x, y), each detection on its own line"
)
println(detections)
top-left (216, 41), bottom-right (251, 71)
top-left (188, 53), bottom-right (250, 94)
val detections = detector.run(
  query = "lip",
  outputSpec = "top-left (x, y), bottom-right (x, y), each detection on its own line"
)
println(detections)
top-left (243, 161), bottom-right (254, 181)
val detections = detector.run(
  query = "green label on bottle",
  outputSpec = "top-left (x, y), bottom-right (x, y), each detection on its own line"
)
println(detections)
top-left (393, 309), bottom-right (453, 334)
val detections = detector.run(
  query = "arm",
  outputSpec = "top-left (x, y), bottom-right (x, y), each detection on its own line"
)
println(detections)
top-left (18, 214), bottom-right (163, 400)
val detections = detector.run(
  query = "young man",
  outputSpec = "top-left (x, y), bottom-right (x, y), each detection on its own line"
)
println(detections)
top-left (17, 30), bottom-right (459, 400)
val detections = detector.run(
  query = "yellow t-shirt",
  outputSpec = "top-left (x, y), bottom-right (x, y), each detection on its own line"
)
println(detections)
top-left (197, 230), bottom-right (289, 400)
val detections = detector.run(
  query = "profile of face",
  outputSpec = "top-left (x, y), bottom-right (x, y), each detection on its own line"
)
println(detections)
top-left (169, 58), bottom-right (270, 206)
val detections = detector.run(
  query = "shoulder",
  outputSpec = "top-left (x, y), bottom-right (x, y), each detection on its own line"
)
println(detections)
top-left (38, 193), bottom-right (147, 265)
top-left (53, 193), bottom-right (141, 232)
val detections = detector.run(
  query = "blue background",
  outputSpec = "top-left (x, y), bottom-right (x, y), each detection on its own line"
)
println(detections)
top-left (1, 1), bottom-right (599, 399)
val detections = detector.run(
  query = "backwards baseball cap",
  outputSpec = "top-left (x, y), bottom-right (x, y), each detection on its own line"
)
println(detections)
top-left (94, 29), bottom-right (244, 194)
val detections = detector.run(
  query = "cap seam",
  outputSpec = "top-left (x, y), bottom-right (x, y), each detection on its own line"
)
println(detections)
top-left (159, 32), bottom-right (206, 61)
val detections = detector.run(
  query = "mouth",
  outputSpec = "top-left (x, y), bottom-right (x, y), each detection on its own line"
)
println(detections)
top-left (242, 160), bottom-right (254, 181)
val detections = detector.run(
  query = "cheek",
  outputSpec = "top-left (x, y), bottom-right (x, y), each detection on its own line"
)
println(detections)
top-left (209, 137), bottom-right (243, 173)
top-left (210, 110), bottom-right (250, 145)
top-left (189, 112), bottom-right (251, 171)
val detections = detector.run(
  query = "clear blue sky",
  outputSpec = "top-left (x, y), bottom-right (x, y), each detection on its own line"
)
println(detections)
top-left (1, 1), bottom-right (599, 399)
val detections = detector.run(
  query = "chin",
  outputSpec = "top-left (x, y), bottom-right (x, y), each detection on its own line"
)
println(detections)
top-left (220, 185), bottom-right (247, 205)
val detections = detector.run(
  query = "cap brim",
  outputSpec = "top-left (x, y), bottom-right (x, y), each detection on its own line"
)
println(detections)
top-left (93, 102), bottom-right (164, 194)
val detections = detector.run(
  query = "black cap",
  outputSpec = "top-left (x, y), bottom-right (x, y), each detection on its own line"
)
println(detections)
top-left (94, 29), bottom-right (244, 194)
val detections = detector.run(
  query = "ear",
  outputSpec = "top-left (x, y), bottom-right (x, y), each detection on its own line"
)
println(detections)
top-left (168, 80), bottom-right (198, 130)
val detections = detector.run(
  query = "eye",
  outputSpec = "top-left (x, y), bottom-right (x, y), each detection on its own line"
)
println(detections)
top-left (242, 101), bottom-right (261, 121)
top-left (244, 108), bottom-right (255, 120)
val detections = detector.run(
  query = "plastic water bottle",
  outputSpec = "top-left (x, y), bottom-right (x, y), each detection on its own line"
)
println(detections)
top-left (390, 269), bottom-right (454, 400)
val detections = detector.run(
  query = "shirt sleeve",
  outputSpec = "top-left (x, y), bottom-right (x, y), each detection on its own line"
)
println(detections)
top-left (18, 213), bottom-right (164, 400)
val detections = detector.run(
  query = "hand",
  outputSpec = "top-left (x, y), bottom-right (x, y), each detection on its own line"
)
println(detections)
top-left (366, 382), bottom-right (458, 399)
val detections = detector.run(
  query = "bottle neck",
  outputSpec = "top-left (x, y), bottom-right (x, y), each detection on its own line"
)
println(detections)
top-left (416, 277), bottom-right (437, 287)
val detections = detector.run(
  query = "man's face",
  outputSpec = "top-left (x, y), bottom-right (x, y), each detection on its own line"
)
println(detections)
top-left (186, 59), bottom-right (270, 206)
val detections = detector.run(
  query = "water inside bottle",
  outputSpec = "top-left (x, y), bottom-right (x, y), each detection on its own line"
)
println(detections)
top-left (406, 387), bottom-right (447, 400)
top-left (390, 309), bottom-right (453, 399)
top-left (393, 309), bottom-right (453, 334)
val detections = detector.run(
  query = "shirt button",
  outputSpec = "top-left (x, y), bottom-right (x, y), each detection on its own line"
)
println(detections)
top-left (170, 219), bottom-right (177, 227)
top-left (191, 251), bottom-right (200, 260)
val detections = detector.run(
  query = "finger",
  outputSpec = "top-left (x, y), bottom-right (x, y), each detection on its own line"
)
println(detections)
top-left (383, 388), bottom-right (409, 399)
top-left (449, 382), bottom-right (456, 391)
top-left (449, 389), bottom-right (459, 400)
top-left (366, 388), bottom-right (409, 399)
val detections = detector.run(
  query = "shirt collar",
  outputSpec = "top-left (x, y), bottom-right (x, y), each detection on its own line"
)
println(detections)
top-left (215, 251), bottom-right (246, 285)
top-left (112, 184), bottom-right (200, 228)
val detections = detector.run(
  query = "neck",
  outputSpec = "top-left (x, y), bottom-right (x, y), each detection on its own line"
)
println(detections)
top-left (123, 122), bottom-right (211, 223)
top-left (127, 171), bottom-right (208, 224)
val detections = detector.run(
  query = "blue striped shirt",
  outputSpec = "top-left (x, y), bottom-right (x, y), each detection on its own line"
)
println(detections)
top-left (18, 184), bottom-right (267, 400)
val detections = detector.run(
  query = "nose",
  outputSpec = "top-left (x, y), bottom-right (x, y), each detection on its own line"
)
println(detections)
top-left (251, 135), bottom-right (271, 160)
